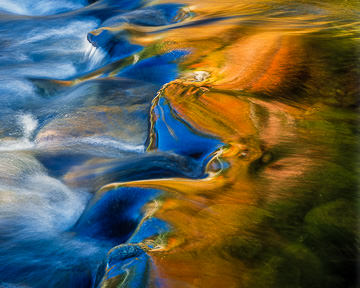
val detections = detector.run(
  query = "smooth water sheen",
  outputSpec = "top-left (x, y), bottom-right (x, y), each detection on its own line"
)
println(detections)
top-left (0, 0), bottom-right (358, 287)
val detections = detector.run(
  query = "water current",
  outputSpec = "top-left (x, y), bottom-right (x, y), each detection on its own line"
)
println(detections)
top-left (0, 0), bottom-right (358, 287)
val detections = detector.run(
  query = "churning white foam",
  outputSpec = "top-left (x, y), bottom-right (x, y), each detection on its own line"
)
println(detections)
top-left (18, 113), bottom-right (38, 139)
top-left (83, 38), bottom-right (106, 70)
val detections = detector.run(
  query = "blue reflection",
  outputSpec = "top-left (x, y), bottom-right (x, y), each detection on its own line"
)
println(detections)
top-left (153, 97), bottom-right (223, 168)
top-left (74, 187), bottom-right (161, 243)
top-left (88, 30), bottom-right (143, 62)
top-left (0, 0), bottom-right (218, 287)
top-left (119, 50), bottom-right (189, 86)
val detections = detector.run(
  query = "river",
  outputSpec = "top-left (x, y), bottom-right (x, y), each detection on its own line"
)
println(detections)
top-left (0, 0), bottom-right (358, 287)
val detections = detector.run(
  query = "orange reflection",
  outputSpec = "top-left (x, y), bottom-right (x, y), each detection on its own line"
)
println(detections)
top-left (93, 1), bottom-right (359, 286)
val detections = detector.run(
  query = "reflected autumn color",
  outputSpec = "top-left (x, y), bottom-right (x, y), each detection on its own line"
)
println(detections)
top-left (0, 0), bottom-right (358, 287)
top-left (99, 1), bottom-right (359, 285)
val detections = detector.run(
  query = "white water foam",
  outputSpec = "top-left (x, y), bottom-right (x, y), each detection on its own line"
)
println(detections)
top-left (19, 21), bottom-right (97, 45)
top-left (19, 113), bottom-right (38, 139)
top-left (0, 153), bottom-right (89, 234)
top-left (7, 20), bottom-right (102, 78)
top-left (0, 113), bottom-right (37, 152)
top-left (0, 0), bottom-right (86, 16)
top-left (80, 136), bottom-right (145, 153)
top-left (83, 38), bottom-right (107, 70)
top-left (35, 136), bottom-right (145, 155)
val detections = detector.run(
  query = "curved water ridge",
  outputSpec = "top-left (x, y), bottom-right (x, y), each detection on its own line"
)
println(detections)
top-left (0, 0), bottom-right (358, 287)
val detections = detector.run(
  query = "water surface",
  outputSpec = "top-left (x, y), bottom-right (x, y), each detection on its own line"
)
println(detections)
top-left (0, 0), bottom-right (358, 287)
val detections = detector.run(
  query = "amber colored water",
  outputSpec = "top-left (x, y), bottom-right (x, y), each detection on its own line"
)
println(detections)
top-left (0, 0), bottom-right (358, 287)
top-left (99, 1), bottom-right (359, 287)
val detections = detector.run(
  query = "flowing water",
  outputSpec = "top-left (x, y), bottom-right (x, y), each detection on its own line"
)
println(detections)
top-left (0, 0), bottom-right (358, 287)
